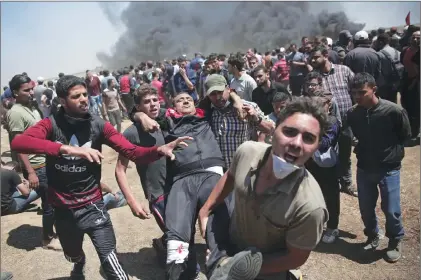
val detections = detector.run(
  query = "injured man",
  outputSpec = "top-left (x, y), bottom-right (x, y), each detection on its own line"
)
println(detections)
top-left (133, 92), bottom-right (226, 280)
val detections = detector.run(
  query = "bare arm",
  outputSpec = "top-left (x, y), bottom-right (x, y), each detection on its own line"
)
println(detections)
top-left (17, 179), bottom-right (31, 196)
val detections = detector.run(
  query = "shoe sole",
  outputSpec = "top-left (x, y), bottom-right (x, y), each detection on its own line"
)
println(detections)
top-left (227, 249), bottom-right (263, 280)
top-left (384, 255), bottom-right (401, 263)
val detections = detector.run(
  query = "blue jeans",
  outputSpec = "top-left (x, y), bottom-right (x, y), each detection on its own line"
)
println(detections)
top-left (356, 168), bottom-right (404, 240)
top-left (103, 191), bottom-right (127, 210)
top-left (89, 95), bottom-right (102, 116)
top-left (23, 166), bottom-right (55, 240)
top-left (8, 190), bottom-right (40, 213)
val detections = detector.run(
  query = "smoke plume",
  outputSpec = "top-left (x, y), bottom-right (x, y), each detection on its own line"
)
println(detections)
top-left (97, 2), bottom-right (365, 69)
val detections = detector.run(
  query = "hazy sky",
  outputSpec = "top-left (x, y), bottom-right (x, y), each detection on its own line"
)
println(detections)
top-left (1, 1), bottom-right (420, 86)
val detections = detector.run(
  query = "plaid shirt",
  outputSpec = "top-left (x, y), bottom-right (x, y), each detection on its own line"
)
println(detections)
top-left (316, 64), bottom-right (354, 120)
top-left (211, 100), bottom-right (266, 168)
top-left (271, 59), bottom-right (290, 82)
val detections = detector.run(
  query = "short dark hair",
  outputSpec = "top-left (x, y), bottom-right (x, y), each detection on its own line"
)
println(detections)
top-left (107, 78), bottom-right (114, 87)
top-left (103, 70), bottom-right (110, 77)
top-left (276, 97), bottom-right (328, 138)
top-left (134, 84), bottom-right (157, 104)
top-left (207, 53), bottom-right (218, 61)
top-left (58, 72), bottom-right (64, 78)
top-left (47, 80), bottom-right (54, 87)
top-left (376, 33), bottom-right (390, 45)
top-left (55, 75), bottom-right (87, 99)
top-left (253, 65), bottom-right (268, 74)
top-left (350, 72), bottom-right (376, 90)
top-left (310, 45), bottom-right (329, 56)
top-left (272, 91), bottom-right (292, 103)
top-left (9, 74), bottom-right (32, 92)
top-left (305, 71), bottom-right (323, 85)
top-left (227, 52), bottom-right (245, 71)
top-left (152, 71), bottom-right (159, 78)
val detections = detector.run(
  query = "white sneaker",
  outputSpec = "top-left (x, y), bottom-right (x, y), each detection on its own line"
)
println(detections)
top-left (322, 228), bottom-right (339, 244)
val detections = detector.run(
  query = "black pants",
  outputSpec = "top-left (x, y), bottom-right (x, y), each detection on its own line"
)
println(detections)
top-left (165, 171), bottom-right (221, 280)
top-left (306, 159), bottom-right (340, 229)
top-left (401, 78), bottom-right (420, 138)
top-left (22, 166), bottom-right (55, 241)
top-left (55, 200), bottom-right (128, 280)
top-left (337, 128), bottom-right (353, 188)
top-left (289, 76), bottom-right (305, 96)
top-left (120, 93), bottom-right (135, 116)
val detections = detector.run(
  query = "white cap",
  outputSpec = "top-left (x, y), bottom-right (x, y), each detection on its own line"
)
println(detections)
top-left (354, 30), bottom-right (369, 41)
top-left (326, 37), bottom-right (333, 46)
top-left (37, 77), bottom-right (44, 82)
top-left (280, 47), bottom-right (286, 53)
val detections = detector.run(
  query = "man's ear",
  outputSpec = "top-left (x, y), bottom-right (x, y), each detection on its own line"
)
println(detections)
top-left (372, 86), bottom-right (377, 94)
top-left (59, 97), bottom-right (66, 108)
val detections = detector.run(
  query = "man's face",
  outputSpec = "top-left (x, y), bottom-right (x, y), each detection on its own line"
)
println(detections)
top-left (249, 58), bottom-right (258, 69)
top-left (351, 84), bottom-right (376, 108)
top-left (208, 88), bottom-right (230, 108)
top-left (304, 43), bottom-right (313, 54)
top-left (310, 51), bottom-right (326, 69)
top-left (109, 80), bottom-right (115, 89)
top-left (87, 71), bottom-right (93, 79)
top-left (302, 38), bottom-right (309, 46)
top-left (210, 58), bottom-right (220, 71)
top-left (289, 45), bottom-right (297, 53)
top-left (178, 61), bottom-right (187, 69)
top-left (247, 49), bottom-right (254, 58)
top-left (305, 78), bottom-right (321, 95)
top-left (173, 93), bottom-right (196, 115)
top-left (61, 85), bottom-right (89, 116)
top-left (272, 112), bottom-right (321, 167)
top-left (136, 94), bottom-right (160, 119)
top-left (227, 63), bottom-right (235, 74)
top-left (14, 83), bottom-right (34, 105)
top-left (254, 69), bottom-right (268, 86)
top-left (272, 100), bottom-right (287, 116)
top-left (411, 32), bottom-right (420, 48)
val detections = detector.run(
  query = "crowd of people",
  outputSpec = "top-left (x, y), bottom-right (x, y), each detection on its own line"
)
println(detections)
top-left (0, 24), bottom-right (419, 280)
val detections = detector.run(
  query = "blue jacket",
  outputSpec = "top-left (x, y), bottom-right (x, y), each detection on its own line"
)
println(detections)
top-left (173, 68), bottom-right (198, 100)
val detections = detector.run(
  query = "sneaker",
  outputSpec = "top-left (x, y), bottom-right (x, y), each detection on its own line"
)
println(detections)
top-left (341, 184), bottom-right (358, 197)
top-left (42, 237), bottom-right (62, 251)
top-left (210, 247), bottom-right (263, 280)
top-left (363, 233), bottom-right (381, 251)
top-left (70, 263), bottom-right (85, 280)
top-left (0, 272), bottom-right (13, 280)
top-left (385, 239), bottom-right (402, 263)
top-left (322, 228), bottom-right (339, 244)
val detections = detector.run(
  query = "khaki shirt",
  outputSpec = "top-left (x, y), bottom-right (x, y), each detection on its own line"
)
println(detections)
top-left (228, 141), bottom-right (328, 254)
top-left (6, 104), bottom-right (45, 167)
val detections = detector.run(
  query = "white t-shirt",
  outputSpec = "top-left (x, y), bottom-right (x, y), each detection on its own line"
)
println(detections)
top-left (229, 73), bottom-right (257, 101)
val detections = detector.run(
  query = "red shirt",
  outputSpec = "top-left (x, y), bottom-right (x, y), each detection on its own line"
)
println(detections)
top-left (272, 59), bottom-right (290, 82)
top-left (151, 80), bottom-right (165, 103)
top-left (86, 76), bottom-right (101, 96)
top-left (120, 75), bottom-right (131, 93)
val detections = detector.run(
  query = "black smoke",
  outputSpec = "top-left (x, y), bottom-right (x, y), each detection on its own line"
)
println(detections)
top-left (97, 2), bottom-right (365, 69)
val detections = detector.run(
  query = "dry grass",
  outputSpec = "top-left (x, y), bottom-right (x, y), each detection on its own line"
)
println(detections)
top-left (1, 120), bottom-right (419, 280)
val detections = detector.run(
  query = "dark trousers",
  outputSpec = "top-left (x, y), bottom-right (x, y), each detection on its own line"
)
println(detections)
top-left (22, 166), bottom-right (55, 240)
top-left (55, 200), bottom-right (128, 280)
top-left (107, 110), bottom-right (122, 133)
top-left (306, 159), bottom-right (340, 229)
top-left (289, 76), bottom-right (305, 96)
top-left (337, 128), bottom-right (353, 188)
top-left (401, 78), bottom-right (420, 138)
top-left (120, 93), bottom-right (135, 117)
top-left (356, 168), bottom-right (404, 240)
top-left (165, 171), bottom-right (221, 280)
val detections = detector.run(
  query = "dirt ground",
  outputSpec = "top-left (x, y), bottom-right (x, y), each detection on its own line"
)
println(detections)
top-left (1, 120), bottom-right (419, 280)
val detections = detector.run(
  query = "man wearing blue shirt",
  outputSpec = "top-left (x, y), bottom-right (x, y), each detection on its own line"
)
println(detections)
top-left (286, 44), bottom-right (307, 96)
top-left (172, 56), bottom-right (198, 101)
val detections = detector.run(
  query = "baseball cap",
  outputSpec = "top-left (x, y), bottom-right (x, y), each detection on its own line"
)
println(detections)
top-left (205, 74), bottom-right (227, 96)
top-left (339, 30), bottom-right (353, 41)
top-left (354, 30), bottom-right (369, 41)
top-left (37, 76), bottom-right (44, 83)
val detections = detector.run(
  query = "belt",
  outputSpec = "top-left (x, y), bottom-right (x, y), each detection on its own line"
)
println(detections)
top-left (32, 163), bottom-right (46, 170)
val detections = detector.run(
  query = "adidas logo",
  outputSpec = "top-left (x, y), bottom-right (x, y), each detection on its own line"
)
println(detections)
top-left (56, 135), bottom-right (92, 161)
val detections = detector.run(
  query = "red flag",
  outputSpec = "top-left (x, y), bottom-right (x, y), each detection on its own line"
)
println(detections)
top-left (405, 11), bottom-right (411, 26)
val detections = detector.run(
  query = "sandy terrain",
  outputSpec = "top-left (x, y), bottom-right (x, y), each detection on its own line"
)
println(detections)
top-left (1, 120), bottom-right (419, 280)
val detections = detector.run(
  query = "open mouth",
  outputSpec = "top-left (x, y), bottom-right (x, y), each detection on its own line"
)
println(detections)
top-left (80, 105), bottom-right (88, 111)
top-left (284, 153), bottom-right (298, 164)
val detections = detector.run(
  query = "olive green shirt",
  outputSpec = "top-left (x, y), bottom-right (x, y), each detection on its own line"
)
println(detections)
top-left (6, 104), bottom-right (45, 167)
top-left (228, 141), bottom-right (328, 254)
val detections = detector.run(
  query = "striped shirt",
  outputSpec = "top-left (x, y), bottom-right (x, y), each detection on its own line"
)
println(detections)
top-left (316, 64), bottom-right (354, 120)
top-left (211, 100), bottom-right (266, 168)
